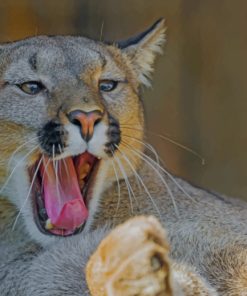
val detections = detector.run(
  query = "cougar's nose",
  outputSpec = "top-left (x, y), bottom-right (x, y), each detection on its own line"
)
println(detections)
top-left (68, 110), bottom-right (103, 141)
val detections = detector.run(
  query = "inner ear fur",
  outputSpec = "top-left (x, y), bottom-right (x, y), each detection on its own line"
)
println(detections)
top-left (117, 18), bottom-right (166, 87)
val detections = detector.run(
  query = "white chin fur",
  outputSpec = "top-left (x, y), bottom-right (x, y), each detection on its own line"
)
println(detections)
top-left (87, 122), bottom-right (108, 158)
top-left (5, 154), bottom-right (57, 246)
top-left (3, 122), bottom-right (112, 246)
top-left (62, 123), bottom-right (87, 157)
top-left (5, 154), bottom-right (114, 247)
top-left (61, 122), bottom-right (108, 159)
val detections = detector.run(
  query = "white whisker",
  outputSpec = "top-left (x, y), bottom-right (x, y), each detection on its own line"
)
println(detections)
top-left (120, 141), bottom-right (179, 216)
top-left (121, 125), bottom-right (205, 164)
top-left (58, 144), bottom-right (70, 179)
top-left (12, 157), bottom-right (43, 231)
top-left (99, 20), bottom-right (105, 42)
top-left (111, 152), bottom-right (134, 214)
top-left (145, 152), bottom-right (214, 207)
top-left (110, 158), bottom-right (121, 220)
top-left (115, 144), bottom-right (161, 219)
top-left (121, 136), bottom-right (197, 204)
top-left (0, 144), bottom-right (40, 195)
top-left (124, 138), bottom-right (217, 210)
top-left (7, 135), bottom-right (41, 169)
top-left (41, 156), bottom-right (51, 191)
top-left (53, 146), bottom-right (62, 208)
top-left (122, 134), bottom-right (161, 166)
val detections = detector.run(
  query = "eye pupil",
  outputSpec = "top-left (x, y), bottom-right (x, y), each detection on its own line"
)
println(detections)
top-left (99, 80), bottom-right (118, 92)
top-left (19, 81), bottom-right (44, 95)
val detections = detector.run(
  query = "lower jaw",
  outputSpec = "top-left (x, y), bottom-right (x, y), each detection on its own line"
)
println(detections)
top-left (31, 156), bottom-right (100, 237)
top-left (33, 191), bottom-right (87, 237)
top-left (45, 226), bottom-right (84, 236)
top-left (31, 182), bottom-right (88, 237)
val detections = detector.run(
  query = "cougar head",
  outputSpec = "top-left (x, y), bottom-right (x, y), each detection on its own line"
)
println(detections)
top-left (0, 19), bottom-right (165, 245)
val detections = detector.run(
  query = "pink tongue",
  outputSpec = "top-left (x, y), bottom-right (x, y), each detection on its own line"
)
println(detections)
top-left (41, 156), bottom-right (88, 231)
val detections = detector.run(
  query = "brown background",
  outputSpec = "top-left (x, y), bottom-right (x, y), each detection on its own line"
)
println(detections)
top-left (1, 0), bottom-right (247, 200)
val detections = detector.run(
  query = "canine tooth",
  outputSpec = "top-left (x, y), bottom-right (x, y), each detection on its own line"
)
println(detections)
top-left (84, 163), bottom-right (90, 172)
top-left (79, 180), bottom-right (85, 188)
top-left (80, 172), bottom-right (87, 179)
top-left (79, 164), bottom-right (90, 179)
top-left (45, 219), bottom-right (54, 230)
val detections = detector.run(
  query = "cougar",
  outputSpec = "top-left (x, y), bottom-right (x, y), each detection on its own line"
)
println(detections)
top-left (0, 19), bottom-right (246, 295)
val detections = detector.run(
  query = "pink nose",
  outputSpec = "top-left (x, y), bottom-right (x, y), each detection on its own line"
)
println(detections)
top-left (68, 110), bottom-right (103, 141)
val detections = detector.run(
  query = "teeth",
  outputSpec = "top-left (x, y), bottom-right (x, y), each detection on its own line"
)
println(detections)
top-left (45, 219), bottom-right (54, 230)
top-left (79, 163), bottom-right (91, 179)
top-left (80, 173), bottom-right (87, 179)
top-left (84, 163), bottom-right (91, 173)
top-left (79, 179), bottom-right (85, 188)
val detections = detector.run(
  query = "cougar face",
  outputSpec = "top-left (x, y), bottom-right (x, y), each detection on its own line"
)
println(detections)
top-left (0, 20), bottom-right (165, 245)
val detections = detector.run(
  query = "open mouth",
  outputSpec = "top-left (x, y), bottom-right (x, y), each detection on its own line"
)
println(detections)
top-left (31, 152), bottom-right (99, 237)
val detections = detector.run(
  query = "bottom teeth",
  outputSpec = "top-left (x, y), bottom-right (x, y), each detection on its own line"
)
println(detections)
top-left (79, 163), bottom-right (90, 179)
top-left (79, 179), bottom-right (85, 188)
top-left (45, 218), bottom-right (54, 230)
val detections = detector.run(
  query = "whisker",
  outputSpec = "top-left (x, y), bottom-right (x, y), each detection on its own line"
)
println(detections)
top-left (120, 141), bottom-right (180, 216)
top-left (58, 144), bottom-right (70, 179)
top-left (115, 144), bottom-right (162, 219)
top-left (112, 149), bottom-right (141, 212)
top-left (121, 125), bottom-right (205, 164)
top-left (0, 144), bottom-right (40, 195)
top-left (53, 146), bottom-right (62, 208)
top-left (124, 137), bottom-right (218, 209)
top-left (111, 151), bottom-right (134, 214)
top-left (121, 135), bottom-right (196, 201)
top-left (121, 139), bottom-right (197, 205)
top-left (140, 149), bottom-right (214, 207)
top-left (118, 136), bottom-right (144, 194)
top-left (41, 155), bottom-right (51, 191)
top-left (122, 133), bottom-right (160, 163)
top-left (122, 132), bottom-right (162, 172)
top-left (7, 135), bottom-right (41, 169)
top-left (110, 158), bottom-right (121, 220)
top-left (12, 157), bottom-right (43, 231)
top-left (157, 134), bottom-right (205, 165)
top-left (146, 142), bottom-right (161, 166)
top-left (99, 20), bottom-right (105, 42)
top-left (121, 124), bottom-right (143, 130)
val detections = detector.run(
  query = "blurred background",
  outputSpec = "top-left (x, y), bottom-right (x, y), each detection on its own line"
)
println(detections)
top-left (0, 0), bottom-right (247, 200)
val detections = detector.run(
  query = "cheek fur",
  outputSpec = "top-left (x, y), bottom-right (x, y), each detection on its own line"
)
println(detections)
top-left (0, 122), bottom-right (35, 184)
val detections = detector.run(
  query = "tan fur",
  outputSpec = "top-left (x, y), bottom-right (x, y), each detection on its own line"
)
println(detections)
top-left (0, 121), bottom-right (28, 182)
top-left (86, 217), bottom-right (217, 296)
top-left (0, 19), bottom-right (246, 296)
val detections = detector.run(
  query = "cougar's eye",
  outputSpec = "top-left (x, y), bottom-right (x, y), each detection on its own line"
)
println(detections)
top-left (18, 81), bottom-right (44, 95)
top-left (99, 80), bottom-right (118, 92)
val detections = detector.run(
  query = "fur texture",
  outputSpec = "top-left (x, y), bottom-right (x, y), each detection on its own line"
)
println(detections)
top-left (0, 19), bottom-right (246, 295)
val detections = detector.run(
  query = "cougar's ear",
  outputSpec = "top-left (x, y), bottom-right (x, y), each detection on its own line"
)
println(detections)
top-left (118, 18), bottom-right (166, 87)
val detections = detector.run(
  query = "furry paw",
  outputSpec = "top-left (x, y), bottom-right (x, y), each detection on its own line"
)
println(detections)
top-left (86, 216), bottom-right (173, 296)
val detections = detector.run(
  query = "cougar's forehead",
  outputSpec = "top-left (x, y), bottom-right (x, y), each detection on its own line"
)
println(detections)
top-left (0, 36), bottom-right (126, 128)
top-left (4, 37), bottom-right (106, 85)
